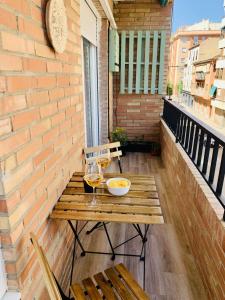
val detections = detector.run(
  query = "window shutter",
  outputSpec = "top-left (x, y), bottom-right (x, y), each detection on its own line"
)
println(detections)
top-left (109, 29), bottom-right (119, 72)
top-left (119, 30), bottom-right (166, 95)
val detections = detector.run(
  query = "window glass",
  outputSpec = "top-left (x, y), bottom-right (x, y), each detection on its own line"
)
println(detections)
top-left (194, 36), bottom-right (198, 45)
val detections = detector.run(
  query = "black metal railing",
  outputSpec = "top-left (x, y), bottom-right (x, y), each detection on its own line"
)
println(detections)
top-left (162, 98), bottom-right (225, 220)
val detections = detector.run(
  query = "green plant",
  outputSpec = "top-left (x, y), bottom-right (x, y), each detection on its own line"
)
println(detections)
top-left (177, 80), bottom-right (183, 95)
top-left (167, 82), bottom-right (173, 97)
top-left (111, 127), bottom-right (128, 146)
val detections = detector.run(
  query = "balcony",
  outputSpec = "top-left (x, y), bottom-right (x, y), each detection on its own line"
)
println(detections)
top-left (0, 0), bottom-right (224, 299)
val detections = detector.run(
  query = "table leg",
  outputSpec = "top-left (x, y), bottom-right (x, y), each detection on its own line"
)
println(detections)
top-left (140, 224), bottom-right (150, 261)
top-left (68, 220), bottom-right (86, 256)
top-left (103, 222), bottom-right (115, 260)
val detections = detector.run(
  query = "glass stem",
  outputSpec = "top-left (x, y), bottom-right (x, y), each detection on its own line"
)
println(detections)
top-left (92, 187), bottom-right (96, 205)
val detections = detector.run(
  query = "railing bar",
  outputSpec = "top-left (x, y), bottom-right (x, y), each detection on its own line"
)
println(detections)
top-left (197, 130), bottom-right (204, 167)
top-left (184, 118), bottom-right (190, 150)
top-left (209, 141), bottom-right (219, 184)
top-left (188, 121), bottom-right (194, 155)
top-left (216, 148), bottom-right (225, 196)
top-left (202, 134), bottom-right (211, 175)
top-left (192, 125), bottom-right (199, 162)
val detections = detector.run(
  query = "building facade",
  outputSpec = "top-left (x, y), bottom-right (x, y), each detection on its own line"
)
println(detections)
top-left (0, 0), bottom-right (173, 299)
top-left (168, 20), bottom-right (221, 97)
top-left (212, 4), bottom-right (225, 126)
top-left (182, 44), bottom-right (199, 106)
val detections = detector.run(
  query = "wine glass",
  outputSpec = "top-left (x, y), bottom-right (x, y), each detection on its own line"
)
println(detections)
top-left (83, 161), bottom-right (103, 206)
top-left (96, 149), bottom-right (111, 180)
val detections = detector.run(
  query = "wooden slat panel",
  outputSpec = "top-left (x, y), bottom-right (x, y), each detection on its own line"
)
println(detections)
top-left (128, 31), bottom-right (134, 94)
top-left (144, 31), bottom-right (150, 94)
top-left (104, 268), bottom-right (134, 300)
top-left (60, 194), bottom-right (160, 205)
top-left (30, 233), bottom-right (62, 300)
top-left (82, 278), bottom-right (102, 300)
top-left (94, 272), bottom-right (118, 300)
top-left (151, 31), bottom-right (158, 94)
top-left (74, 172), bottom-right (154, 179)
top-left (158, 31), bottom-right (166, 94)
top-left (120, 31), bottom-right (126, 94)
top-left (85, 151), bottom-right (122, 162)
top-left (135, 31), bottom-right (143, 93)
top-left (67, 182), bottom-right (157, 192)
top-left (71, 176), bottom-right (155, 185)
top-left (115, 264), bottom-right (150, 300)
top-left (55, 202), bottom-right (162, 215)
top-left (84, 142), bottom-right (121, 154)
top-left (63, 189), bottom-right (158, 199)
top-left (70, 283), bottom-right (86, 300)
top-left (50, 210), bottom-right (164, 224)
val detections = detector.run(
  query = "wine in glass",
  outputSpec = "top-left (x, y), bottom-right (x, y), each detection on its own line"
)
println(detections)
top-left (96, 149), bottom-right (111, 180)
top-left (83, 161), bottom-right (103, 206)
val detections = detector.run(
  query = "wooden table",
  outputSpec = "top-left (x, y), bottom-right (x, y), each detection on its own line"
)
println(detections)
top-left (50, 172), bottom-right (164, 289)
top-left (50, 172), bottom-right (164, 225)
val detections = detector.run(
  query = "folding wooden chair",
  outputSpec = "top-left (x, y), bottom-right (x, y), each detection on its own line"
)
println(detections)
top-left (30, 232), bottom-right (150, 300)
top-left (83, 141), bottom-right (123, 174)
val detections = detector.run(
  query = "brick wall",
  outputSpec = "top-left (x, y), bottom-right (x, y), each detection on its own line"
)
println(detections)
top-left (0, 0), bottom-right (84, 298)
top-left (161, 120), bottom-right (225, 300)
top-left (113, 0), bottom-right (172, 142)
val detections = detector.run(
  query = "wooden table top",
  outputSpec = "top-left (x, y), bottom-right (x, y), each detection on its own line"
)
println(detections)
top-left (50, 172), bottom-right (164, 224)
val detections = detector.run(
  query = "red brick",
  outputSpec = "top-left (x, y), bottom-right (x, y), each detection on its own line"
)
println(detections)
top-left (20, 166), bottom-right (45, 197)
top-left (47, 61), bottom-right (62, 73)
top-left (51, 112), bottom-right (65, 127)
top-left (0, 7), bottom-right (17, 30)
top-left (30, 119), bottom-right (51, 138)
top-left (22, 57), bottom-right (47, 72)
top-left (1, 32), bottom-right (34, 54)
top-left (27, 91), bottom-right (49, 107)
top-left (18, 17), bottom-right (45, 42)
top-left (31, 5), bottom-right (42, 23)
top-left (1, 0), bottom-right (30, 16)
top-left (35, 42), bottom-right (55, 59)
top-left (0, 54), bottom-right (22, 71)
top-left (12, 109), bottom-right (40, 130)
top-left (0, 76), bottom-right (6, 92)
top-left (0, 129), bottom-right (30, 157)
top-left (33, 146), bottom-right (53, 167)
top-left (0, 95), bottom-right (27, 116)
top-left (7, 76), bottom-right (37, 92)
top-left (37, 76), bottom-right (56, 88)
top-left (40, 103), bottom-right (58, 118)
top-left (17, 138), bottom-right (42, 164)
top-left (49, 87), bottom-right (64, 101)
top-left (0, 118), bottom-right (12, 136)
top-left (42, 126), bottom-right (59, 144)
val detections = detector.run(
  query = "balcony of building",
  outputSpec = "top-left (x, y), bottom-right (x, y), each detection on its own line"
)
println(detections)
top-left (0, 0), bottom-right (224, 300)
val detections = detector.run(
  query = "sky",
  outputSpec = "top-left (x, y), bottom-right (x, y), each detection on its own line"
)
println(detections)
top-left (172, 0), bottom-right (224, 32)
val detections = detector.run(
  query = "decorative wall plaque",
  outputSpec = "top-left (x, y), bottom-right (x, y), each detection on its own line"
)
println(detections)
top-left (46, 0), bottom-right (68, 53)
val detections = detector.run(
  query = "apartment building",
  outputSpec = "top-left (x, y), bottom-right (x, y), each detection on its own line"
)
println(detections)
top-left (213, 10), bottom-right (225, 126)
top-left (182, 44), bottom-right (199, 106)
top-left (190, 38), bottom-right (220, 117)
top-left (168, 20), bottom-right (221, 96)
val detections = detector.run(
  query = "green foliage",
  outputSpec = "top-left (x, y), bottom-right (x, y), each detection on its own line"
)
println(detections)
top-left (167, 82), bottom-right (173, 96)
top-left (177, 80), bottom-right (183, 94)
top-left (111, 127), bottom-right (128, 146)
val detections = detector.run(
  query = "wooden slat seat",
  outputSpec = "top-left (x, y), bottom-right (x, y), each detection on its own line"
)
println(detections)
top-left (31, 233), bottom-right (151, 300)
top-left (71, 263), bottom-right (150, 300)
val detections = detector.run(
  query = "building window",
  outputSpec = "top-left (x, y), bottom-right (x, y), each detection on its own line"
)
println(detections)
top-left (182, 47), bottom-right (187, 53)
top-left (221, 26), bottom-right (225, 39)
top-left (194, 36), bottom-right (198, 45)
top-left (180, 57), bottom-right (185, 64)
top-left (202, 36), bottom-right (206, 41)
top-left (216, 68), bottom-right (223, 79)
top-left (196, 81), bottom-right (204, 88)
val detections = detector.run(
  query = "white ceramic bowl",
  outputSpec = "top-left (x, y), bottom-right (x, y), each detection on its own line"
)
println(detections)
top-left (106, 178), bottom-right (131, 196)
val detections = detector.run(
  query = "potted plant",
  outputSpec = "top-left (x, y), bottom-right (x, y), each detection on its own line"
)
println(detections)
top-left (166, 82), bottom-right (173, 100)
top-left (111, 127), bottom-right (128, 155)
